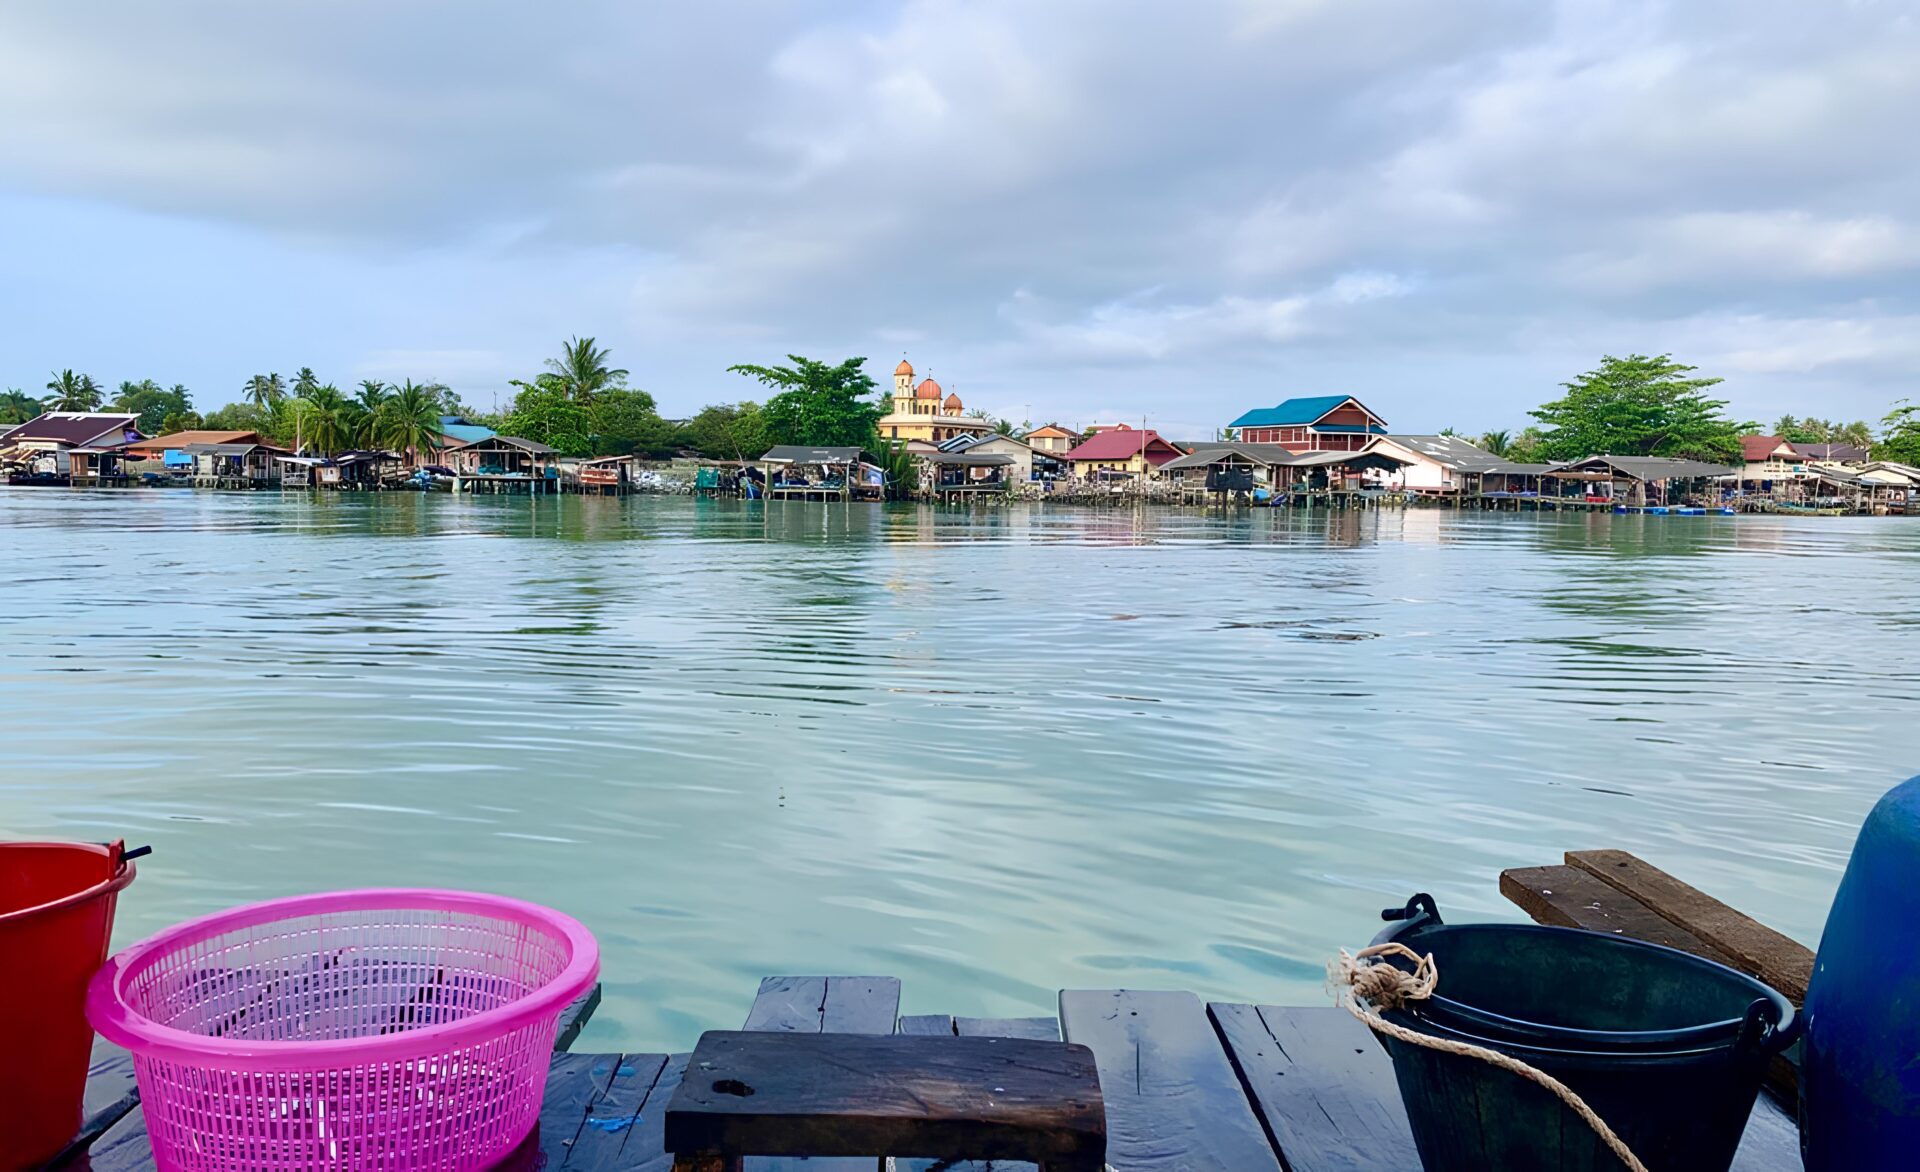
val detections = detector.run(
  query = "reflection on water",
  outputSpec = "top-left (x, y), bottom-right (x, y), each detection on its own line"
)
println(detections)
top-left (3, 491), bottom-right (1917, 1049)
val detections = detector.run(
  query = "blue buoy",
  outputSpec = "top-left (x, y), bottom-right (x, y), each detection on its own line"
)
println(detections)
top-left (1802, 774), bottom-right (1920, 1167)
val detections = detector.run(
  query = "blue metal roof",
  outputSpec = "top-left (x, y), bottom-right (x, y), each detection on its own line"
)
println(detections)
top-left (1314, 423), bottom-right (1388, 434)
top-left (1228, 395), bottom-right (1365, 429)
top-left (439, 415), bottom-right (496, 445)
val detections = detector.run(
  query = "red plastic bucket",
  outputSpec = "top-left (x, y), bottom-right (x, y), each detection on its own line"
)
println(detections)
top-left (0, 840), bottom-right (137, 1168)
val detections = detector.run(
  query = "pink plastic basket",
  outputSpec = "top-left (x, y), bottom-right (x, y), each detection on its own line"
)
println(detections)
top-left (86, 889), bottom-right (599, 1172)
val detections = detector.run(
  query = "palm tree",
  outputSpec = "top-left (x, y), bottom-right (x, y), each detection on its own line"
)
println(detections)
top-left (543, 337), bottom-right (627, 403)
top-left (1773, 415), bottom-right (1798, 437)
top-left (1, 388), bottom-right (42, 424)
top-left (291, 367), bottom-right (320, 398)
top-left (378, 380), bottom-right (444, 465)
top-left (243, 373), bottom-right (286, 410)
top-left (44, 370), bottom-right (102, 411)
top-left (295, 383), bottom-right (351, 455)
top-left (1478, 429), bottom-right (1512, 457)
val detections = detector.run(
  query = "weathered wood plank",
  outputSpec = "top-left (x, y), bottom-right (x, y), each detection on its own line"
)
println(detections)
top-left (665, 1032), bottom-right (1104, 1172)
top-left (556, 983), bottom-right (604, 1053)
top-left (1500, 865), bottom-right (1739, 964)
top-left (740, 975), bottom-right (901, 1172)
top-left (1058, 989), bottom-right (1281, 1171)
top-left (957, 1017), bottom-right (1060, 1042)
top-left (1208, 1004), bottom-right (1417, 1172)
top-left (559, 1053), bottom-right (672, 1168)
top-left (896, 1018), bottom-right (1062, 1172)
top-left (1565, 850), bottom-right (1814, 1004)
top-left (1730, 1091), bottom-right (1802, 1172)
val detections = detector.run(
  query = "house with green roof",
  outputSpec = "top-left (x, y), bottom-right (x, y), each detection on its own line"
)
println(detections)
top-left (1226, 395), bottom-right (1387, 452)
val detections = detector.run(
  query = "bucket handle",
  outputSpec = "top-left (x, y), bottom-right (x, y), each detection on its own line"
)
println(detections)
top-left (1381, 892), bottom-right (1442, 926)
top-left (1734, 996), bottom-right (1796, 1056)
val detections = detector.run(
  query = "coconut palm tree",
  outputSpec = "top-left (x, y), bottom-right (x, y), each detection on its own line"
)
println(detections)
top-left (543, 337), bottom-right (627, 403)
top-left (291, 367), bottom-right (321, 398)
top-left (378, 380), bottom-right (444, 465)
top-left (1478, 429), bottom-right (1512, 457)
top-left (1, 389), bottom-right (41, 424)
top-left (243, 373), bottom-right (287, 410)
top-left (44, 370), bottom-right (103, 411)
top-left (294, 383), bottom-right (351, 455)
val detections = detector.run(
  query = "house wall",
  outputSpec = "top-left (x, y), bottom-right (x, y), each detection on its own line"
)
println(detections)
top-left (968, 438), bottom-right (1034, 481)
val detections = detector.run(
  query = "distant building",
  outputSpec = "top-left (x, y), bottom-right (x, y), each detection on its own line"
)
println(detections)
top-left (1227, 396), bottom-right (1388, 451)
top-left (1063, 424), bottom-right (1184, 478)
top-left (1024, 424), bottom-right (1078, 455)
top-left (0, 412), bottom-right (142, 482)
top-left (875, 359), bottom-right (995, 445)
top-left (1791, 441), bottom-right (1871, 465)
top-left (1384, 435), bottom-right (1507, 496)
top-left (1739, 435), bottom-right (1804, 483)
top-left (438, 415), bottom-right (497, 449)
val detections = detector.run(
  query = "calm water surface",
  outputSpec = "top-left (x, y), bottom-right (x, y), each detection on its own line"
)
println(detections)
top-left (3, 491), bottom-right (1916, 1049)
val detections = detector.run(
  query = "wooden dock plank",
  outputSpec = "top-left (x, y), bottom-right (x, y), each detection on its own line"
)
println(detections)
top-left (665, 1032), bottom-right (1104, 1171)
top-left (956, 1017), bottom-right (1060, 1041)
top-left (741, 975), bottom-right (901, 1172)
top-left (559, 1053), bottom-right (671, 1169)
top-left (1564, 850), bottom-right (1814, 1004)
top-left (1500, 865), bottom-right (1739, 965)
top-left (1731, 1092), bottom-right (1802, 1172)
top-left (897, 1014), bottom-right (956, 1036)
top-left (1058, 989), bottom-right (1281, 1172)
top-left (896, 1018), bottom-right (1061, 1172)
top-left (1208, 1004), bottom-right (1417, 1172)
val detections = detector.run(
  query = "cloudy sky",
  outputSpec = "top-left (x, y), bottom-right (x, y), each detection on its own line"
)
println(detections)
top-left (1, 1), bottom-right (1914, 436)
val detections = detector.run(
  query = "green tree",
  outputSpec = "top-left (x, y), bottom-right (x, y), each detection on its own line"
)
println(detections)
top-left (113, 379), bottom-right (194, 434)
top-left (1530, 354), bottom-right (1745, 463)
top-left (159, 408), bottom-right (203, 433)
top-left (1, 388), bottom-right (42, 424)
top-left (377, 380), bottom-right (445, 464)
top-left (1505, 426), bottom-right (1550, 463)
top-left (294, 383), bottom-right (352, 454)
top-left (587, 387), bottom-right (679, 457)
top-left (202, 402), bottom-right (274, 436)
top-left (992, 417), bottom-right (1016, 436)
top-left (728, 355), bottom-right (882, 448)
top-left (291, 367), bottom-right (321, 398)
top-left (44, 370), bottom-right (102, 411)
top-left (1879, 400), bottom-right (1920, 465)
top-left (502, 379), bottom-right (593, 454)
top-left (243, 372), bottom-right (286, 410)
top-left (543, 336), bottom-right (628, 403)
top-left (685, 401), bottom-right (770, 460)
top-left (1478, 429), bottom-right (1512, 457)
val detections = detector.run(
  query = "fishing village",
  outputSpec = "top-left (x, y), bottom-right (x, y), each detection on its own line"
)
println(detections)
top-left (5, 352), bottom-right (1919, 517)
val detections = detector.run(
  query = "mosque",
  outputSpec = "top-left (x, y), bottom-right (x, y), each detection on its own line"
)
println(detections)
top-left (875, 359), bottom-right (996, 445)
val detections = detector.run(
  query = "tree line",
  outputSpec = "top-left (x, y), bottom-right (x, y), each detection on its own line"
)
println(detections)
top-left (12, 346), bottom-right (1918, 469)
top-left (1446, 354), bottom-right (1920, 468)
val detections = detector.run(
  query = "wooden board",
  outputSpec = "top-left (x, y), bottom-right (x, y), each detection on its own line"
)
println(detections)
top-left (1058, 989), bottom-right (1281, 1171)
top-left (1207, 1004), bottom-right (1418, 1172)
top-left (740, 975), bottom-right (901, 1172)
top-left (666, 1032), bottom-right (1104, 1171)
top-left (897, 1018), bottom-right (1064, 1172)
top-left (1565, 850), bottom-right (1814, 1003)
top-left (1500, 865), bottom-right (1739, 965)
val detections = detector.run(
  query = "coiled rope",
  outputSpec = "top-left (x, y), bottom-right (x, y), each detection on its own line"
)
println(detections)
top-left (1331, 942), bottom-right (1651, 1172)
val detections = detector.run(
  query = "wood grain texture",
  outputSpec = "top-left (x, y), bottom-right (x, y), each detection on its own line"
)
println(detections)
top-left (1565, 850), bottom-right (1813, 1003)
top-left (1500, 865), bottom-right (1738, 964)
top-left (739, 975), bottom-right (900, 1172)
top-left (1208, 1003), bottom-right (1418, 1172)
top-left (897, 1018), bottom-right (1062, 1172)
top-left (1058, 989), bottom-right (1281, 1171)
top-left (665, 1032), bottom-right (1104, 1171)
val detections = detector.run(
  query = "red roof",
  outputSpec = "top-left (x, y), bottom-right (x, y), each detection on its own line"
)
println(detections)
top-left (915, 378), bottom-right (942, 400)
top-left (1065, 426), bottom-right (1183, 463)
top-left (1740, 435), bottom-right (1797, 462)
top-left (894, 359), bottom-right (914, 376)
top-left (0, 412), bottom-right (141, 448)
top-left (944, 392), bottom-right (962, 409)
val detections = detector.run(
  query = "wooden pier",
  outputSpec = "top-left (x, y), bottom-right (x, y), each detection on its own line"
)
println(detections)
top-left (52, 855), bottom-right (1809, 1171)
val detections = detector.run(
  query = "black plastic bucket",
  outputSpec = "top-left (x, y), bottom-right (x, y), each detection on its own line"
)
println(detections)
top-left (1366, 894), bottom-right (1798, 1172)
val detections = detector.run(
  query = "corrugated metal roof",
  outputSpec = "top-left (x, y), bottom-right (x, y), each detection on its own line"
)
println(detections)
top-left (438, 415), bottom-right (497, 445)
top-left (1227, 395), bottom-right (1368, 429)
top-left (921, 451), bottom-right (1015, 466)
top-left (760, 445), bottom-right (867, 463)
top-left (1565, 455), bottom-right (1738, 479)
top-left (1389, 435), bottom-right (1507, 472)
top-left (1063, 428), bottom-right (1182, 460)
top-left (446, 435), bottom-right (556, 455)
top-left (0, 412), bottom-right (140, 448)
top-left (1161, 443), bottom-right (1302, 471)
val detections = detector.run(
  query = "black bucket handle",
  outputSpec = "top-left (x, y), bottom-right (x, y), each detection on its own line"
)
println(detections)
top-left (1734, 995), bottom-right (1798, 1056)
top-left (1381, 892), bottom-right (1442, 926)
